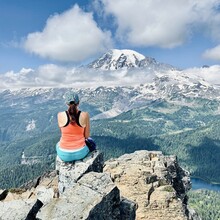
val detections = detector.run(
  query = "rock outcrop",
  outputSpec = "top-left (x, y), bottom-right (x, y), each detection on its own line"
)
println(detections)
top-left (0, 150), bottom-right (200, 220)
top-left (104, 150), bottom-right (199, 220)
top-left (56, 150), bottom-right (104, 194)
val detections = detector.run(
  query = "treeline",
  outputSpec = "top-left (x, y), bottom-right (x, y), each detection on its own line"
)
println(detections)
top-left (188, 190), bottom-right (220, 220)
top-left (0, 161), bottom-right (55, 189)
top-left (93, 135), bottom-right (159, 161)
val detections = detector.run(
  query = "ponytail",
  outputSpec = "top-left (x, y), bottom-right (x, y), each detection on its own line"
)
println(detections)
top-left (68, 103), bottom-right (78, 122)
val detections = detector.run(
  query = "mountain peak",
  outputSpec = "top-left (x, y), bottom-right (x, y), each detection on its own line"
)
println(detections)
top-left (110, 49), bottom-right (146, 61)
top-left (87, 49), bottom-right (176, 72)
top-left (87, 49), bottom-right (147, 70)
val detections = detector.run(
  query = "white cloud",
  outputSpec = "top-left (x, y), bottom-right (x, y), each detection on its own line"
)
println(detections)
top-left (1, 63), bottom-right (220, 89)
top-left (23, 4), bottom-right (112, 62)
top-left (203, 45), bottom-right (220, 61)
top-left (0, 64), bottom-right (155, 89)
top-left (37, 64), bottom-right (68, 82)
top-left (184, 65), bottom-right (220, 84)
top-left (99, 0), bottom-right (220, 48)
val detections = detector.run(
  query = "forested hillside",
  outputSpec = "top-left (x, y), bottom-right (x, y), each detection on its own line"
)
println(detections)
top-left (92, 101), bottom-right (220, 183)
top-left (188, 190), bottom-right (220, 220)
top-left (1, 122), bottom-right (219, 189)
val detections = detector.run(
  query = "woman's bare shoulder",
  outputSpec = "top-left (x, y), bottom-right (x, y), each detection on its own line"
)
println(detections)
top-left (80, 111), bottom-right (89, 117)
top-left (79, 111), bottom-right (89, 127)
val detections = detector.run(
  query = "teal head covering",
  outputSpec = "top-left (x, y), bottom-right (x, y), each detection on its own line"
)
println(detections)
top-left (64, 91), bottom-right (79, 105)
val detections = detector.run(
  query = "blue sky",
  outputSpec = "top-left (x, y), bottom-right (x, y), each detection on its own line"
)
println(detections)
top-left (0, 0), bottom-right (87, 72)
top-left (0, 0), bottom-right (220, 88)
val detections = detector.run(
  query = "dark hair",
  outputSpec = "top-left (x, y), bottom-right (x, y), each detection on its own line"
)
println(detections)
top-left (68, 102), bottom-right (78, 122)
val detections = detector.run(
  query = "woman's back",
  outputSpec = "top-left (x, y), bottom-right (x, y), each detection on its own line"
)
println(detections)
top-left (59, 111), bottom-right (85, 150)
top-left (56, 91), bottom-right (91, 162)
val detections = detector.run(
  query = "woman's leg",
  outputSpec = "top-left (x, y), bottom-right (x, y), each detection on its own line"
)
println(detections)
top-left (56, 144), bottom-right (89, 162)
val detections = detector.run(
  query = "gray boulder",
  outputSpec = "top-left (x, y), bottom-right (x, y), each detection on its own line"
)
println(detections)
top-left (56, 150), bottom-right (104, 194)
top-left (38, 172), bottom-right (121, 219)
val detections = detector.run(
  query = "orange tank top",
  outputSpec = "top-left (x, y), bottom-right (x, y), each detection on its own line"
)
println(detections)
top-left (59, 111), bottom-right (85, 150)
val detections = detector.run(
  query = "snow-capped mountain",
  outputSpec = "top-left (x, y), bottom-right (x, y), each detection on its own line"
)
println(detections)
top-left (1, 49), bottom-right (220, 123)
top-left (1, 62), bottom-right (219, 118)
top-left (87, 49), bottom-right (144, 70)
top-left (87, 49), bottom-right (176, 71)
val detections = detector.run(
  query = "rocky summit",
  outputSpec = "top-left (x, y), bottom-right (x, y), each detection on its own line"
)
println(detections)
top-left (104, 151), bottom-right (200, 220)
top-left (0, 150), bottom-right (200, 220)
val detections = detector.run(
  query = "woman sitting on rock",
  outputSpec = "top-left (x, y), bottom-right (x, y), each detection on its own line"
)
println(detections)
top-left (56, 91), bottom-right (94, 162)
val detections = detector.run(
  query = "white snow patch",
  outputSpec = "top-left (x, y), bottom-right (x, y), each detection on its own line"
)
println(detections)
top-left (26, 120), bottom-right (36, 131)
top-left (92, 108), bottom-right (122, 120)
top-left (142, 117), bottom-right (163, 122)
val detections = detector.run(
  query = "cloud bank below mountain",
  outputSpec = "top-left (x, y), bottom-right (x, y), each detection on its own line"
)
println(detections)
top-left (1, 64), bottom-right (220, 89)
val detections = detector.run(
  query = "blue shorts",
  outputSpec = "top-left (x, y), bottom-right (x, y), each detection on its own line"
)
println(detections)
top-left (56, 143), bottom-right (89, 162)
